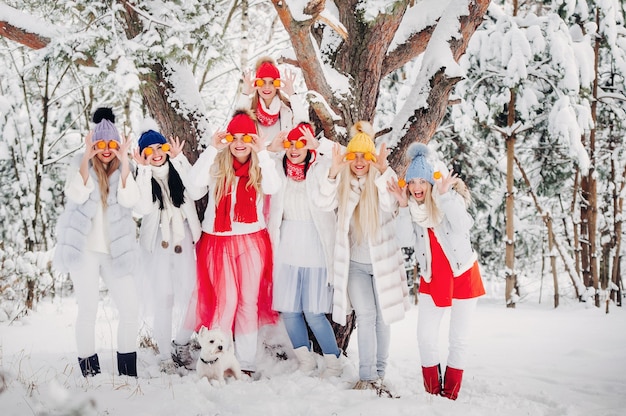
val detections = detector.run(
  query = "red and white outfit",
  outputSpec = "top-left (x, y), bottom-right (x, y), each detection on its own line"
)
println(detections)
top-left (189, 145), bottom-right (281, 371)
top-left (398, 189), bottom-right (485, 400)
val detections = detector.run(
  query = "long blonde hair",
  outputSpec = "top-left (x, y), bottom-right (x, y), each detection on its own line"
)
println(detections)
top-left (92, 157), bottom-right (120, 207)
top-left (211, 148), bottom-right (262, 203)
top-left (337, 164), bottom-right (380, 244)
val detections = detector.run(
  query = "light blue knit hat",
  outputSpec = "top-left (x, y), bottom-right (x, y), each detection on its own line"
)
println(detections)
top-left (405, 142), bottom-right (435, 185)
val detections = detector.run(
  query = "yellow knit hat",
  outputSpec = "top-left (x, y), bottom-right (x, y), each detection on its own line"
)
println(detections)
top-left (346, 121), bottom-right (376, 162)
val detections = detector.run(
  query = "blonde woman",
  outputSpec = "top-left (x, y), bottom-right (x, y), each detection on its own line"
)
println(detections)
top-left (313, 121), bottom-right (410, 393)
top-left (189, 109), bottom-right (281, 375)
top-left (391, 143), bottom-right (485, 401)
top-left (54, 107), bottom-right (140, 377)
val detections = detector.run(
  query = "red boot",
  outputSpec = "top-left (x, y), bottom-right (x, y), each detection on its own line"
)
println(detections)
top-left (442, 366), bottom-right (463, 400)
top-left (421, 364), bottom-right (442, 395)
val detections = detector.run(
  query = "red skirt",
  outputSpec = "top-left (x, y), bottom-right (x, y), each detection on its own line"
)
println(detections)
top-left (419, 229), bottom-right (485, 307)
top-left (195, 229), bottom-right (278, 333)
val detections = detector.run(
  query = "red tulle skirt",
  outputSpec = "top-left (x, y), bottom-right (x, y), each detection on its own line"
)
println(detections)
top-left (195, 229), bottom-right (278, 334)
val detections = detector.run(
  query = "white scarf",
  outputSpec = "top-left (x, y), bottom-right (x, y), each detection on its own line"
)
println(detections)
top-left (152, 163), bottom-right (186, 251)
top-left (408, 192), bottom-right (443, 282)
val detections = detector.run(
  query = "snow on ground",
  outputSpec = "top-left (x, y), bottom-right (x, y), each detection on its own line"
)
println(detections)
top-left (1, 293), bottom-right (625, 416)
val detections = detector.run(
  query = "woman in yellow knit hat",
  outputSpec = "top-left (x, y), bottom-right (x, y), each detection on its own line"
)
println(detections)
top-left (312, 121), bottom-right (411, 395)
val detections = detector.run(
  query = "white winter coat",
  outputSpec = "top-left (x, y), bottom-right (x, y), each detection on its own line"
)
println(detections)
top-left (313, 164), bottom-right (411, 326)
top-left (267, 155), bottom-right (336, 281)
top-left (135, 154), bottom-right (204, 252)
top-left (396, 190), bottom-right (477, 281)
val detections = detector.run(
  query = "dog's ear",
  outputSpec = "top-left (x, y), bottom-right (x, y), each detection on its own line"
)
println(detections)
top-left (199, 326), bottom-right (208, 338)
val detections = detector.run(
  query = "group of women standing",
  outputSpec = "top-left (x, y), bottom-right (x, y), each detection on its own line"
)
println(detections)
top-left (53, 56), bottom-right (484, 401)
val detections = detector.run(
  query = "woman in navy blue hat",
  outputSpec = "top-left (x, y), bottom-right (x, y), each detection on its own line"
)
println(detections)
top-left (54, 107), bottom-right (140, 377)
top-left (391, 143), bottom-right (485, 401)
top-left (133, 120), bottom-right (204, 373)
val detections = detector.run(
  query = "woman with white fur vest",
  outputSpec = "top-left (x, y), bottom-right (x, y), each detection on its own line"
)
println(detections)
top-left (53, 107), bottom-right (140, 378)
top-left (313, 121), bottom-right (411, 393)
top-left (133, 122), bottom-right (204, 373)
top-left (390, 143), bottom-right (485, 401)
top-left (266, 122), bottom-right (342, 377)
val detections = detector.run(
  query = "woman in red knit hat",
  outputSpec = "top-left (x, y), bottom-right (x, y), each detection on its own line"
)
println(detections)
top-left (238, 56), bottom-right (307, 145)
top-left (267, 122), bottom-right (342, 378)
top-left (189, 109), bottom-right (281, 376)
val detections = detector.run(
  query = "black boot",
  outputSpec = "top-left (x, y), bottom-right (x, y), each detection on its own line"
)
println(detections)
top-left (117, 351), bottom-right (138, 377)
top-left (78, 354), bottom-right (101, 377)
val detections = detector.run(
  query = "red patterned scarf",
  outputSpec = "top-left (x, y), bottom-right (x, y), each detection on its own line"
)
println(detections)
top-left (256, 100), bottom-right (280, 127)
top-left (286, 159), bottom-right (306, 182)
top-left (285, 151), bottom-right (316, 181)
top-left (213, 159), bottom-right (258, 232)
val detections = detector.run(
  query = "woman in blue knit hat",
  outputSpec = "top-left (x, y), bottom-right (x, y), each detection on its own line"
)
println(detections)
top-left (133, 120), bottom-right (204, 373)
top-left (54, 107), bottom-right (140, 378)
top-left (390, 142), bottom-right (485, 401)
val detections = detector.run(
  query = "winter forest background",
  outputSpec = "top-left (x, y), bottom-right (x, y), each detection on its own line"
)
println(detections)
top-left (0, 0), bottom-right (624, 346)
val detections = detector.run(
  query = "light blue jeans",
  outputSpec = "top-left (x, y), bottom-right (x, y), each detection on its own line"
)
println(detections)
top-left (347, 261), bottom-right (390, 381)
top-left (281, 312), bottom-right (340, 357)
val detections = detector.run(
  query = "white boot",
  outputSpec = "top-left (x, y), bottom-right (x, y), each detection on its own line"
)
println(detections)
top-left (293, 346), bottom-right (317, 373)
top-left (321, 353), bottom-right (343, 378)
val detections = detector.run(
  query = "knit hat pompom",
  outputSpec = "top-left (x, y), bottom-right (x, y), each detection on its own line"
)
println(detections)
top-left (227, 109), bottom-right (258, 135)
top-left (92, 107), bottom-right (115, 124)
top-left (346, 120), bottom-right (376, 156)
top-left (255, 57), bottom-right (280, 80)
top-left (92, 107), bottom-right (120, 143)
top-left (137, 118), bottom-right (167, 153)
top-left (405, 142), bottom-right (436, 185)
top-left (287, 122), bottom-right (314, 142)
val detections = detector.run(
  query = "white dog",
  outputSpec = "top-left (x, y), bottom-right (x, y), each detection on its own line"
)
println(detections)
top-left (196, 327), bottom-right (242, 383)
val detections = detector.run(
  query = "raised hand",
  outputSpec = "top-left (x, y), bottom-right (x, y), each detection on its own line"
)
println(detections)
top-left (212, 131), bottom-right (231, 151)
top-left (281, 69), bottom-right (296, 96)
top-left (168, 136), bottom-right (185, 158)
top-left (242, 68), bottom-right (255, 95)
top-left (387, 178), bottom-right (408, 207)
top-left (370, 142), bottom-right (389, 173)
top-left (301, 125), bottom-right (319, 150)
top-left (132, 148), bottom-right (150, 166)
top-left (329, 143), bottom-right (349, 179)
top-left (437, 169), bottom-right (461, 195)
top-left (268, 131), bottom-right (288, 153)
top-left (248, 133), bottom-right (266, 154)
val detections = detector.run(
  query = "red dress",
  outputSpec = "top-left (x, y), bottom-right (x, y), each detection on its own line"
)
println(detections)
top-left (419, 229), bottom-right (485, 307)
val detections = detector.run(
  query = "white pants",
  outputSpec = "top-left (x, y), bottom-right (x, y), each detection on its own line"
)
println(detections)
top-left (71, 250), bottom-right (139, 357)
top-left (141, 229), bottom-right (196, 359)
top-left (417, 294), bottom-right (478, 369)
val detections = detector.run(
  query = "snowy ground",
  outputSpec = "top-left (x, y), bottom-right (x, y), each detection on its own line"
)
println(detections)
top-left (1, 292), bottom-right (625, 416)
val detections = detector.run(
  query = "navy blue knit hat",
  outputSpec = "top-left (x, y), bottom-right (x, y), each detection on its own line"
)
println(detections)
top-left (138, 130), bottom-right (167, 153)
top-left (405, 143), bottom-right (435, 185)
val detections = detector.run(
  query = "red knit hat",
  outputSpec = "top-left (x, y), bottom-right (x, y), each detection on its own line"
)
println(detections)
top-left (287, 122), bottom-right (314, 142)
top-left (227, 111), bottom-right (257, 135)
top-left (256, 61), bottom-right (280, 80)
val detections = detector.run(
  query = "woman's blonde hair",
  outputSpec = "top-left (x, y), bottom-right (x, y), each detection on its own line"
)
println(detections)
top-left (211, 148), bottom-right (262, 203)
top-left (337, 164), bottom-right (380, 244)
top-left (92, 156), bottom-right (120, 207)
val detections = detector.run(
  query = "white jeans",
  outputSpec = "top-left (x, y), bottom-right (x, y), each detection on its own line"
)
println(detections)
top-left (417, 294), bottom-right (478, 369)
top-left (71, 250), bottom-right (139, 357)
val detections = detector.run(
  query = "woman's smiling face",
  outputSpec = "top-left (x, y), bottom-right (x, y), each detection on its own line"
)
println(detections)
top-left (349, 153), bottom-right (370, 176)
top-left (407, 178), bottom-right (431, 203)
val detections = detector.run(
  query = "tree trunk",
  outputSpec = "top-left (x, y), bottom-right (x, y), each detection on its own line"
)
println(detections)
top-left (546, 217), bottom-right (559, 308)
top-left (505, 88), bottom-right (517, 308)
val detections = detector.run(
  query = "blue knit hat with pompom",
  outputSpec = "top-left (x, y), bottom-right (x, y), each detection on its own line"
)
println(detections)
top-left (405, 143), bottom-right (435, 185)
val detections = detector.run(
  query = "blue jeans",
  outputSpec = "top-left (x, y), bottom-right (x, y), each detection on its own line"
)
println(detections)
top-left (347, 261), bottom-right (390, 381)
top-left (281, 312), bottom-right (340, 357)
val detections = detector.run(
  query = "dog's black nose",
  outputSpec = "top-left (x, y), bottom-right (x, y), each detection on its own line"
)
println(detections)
top-left (218, 345), bottom-right (223, 351)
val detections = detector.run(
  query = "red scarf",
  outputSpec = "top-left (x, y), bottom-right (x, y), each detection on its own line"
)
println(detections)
top-left (256, 100), bottom-right (280, 127)
top-left (285, 151), bottom-right (316, 182)
top-left (213, 159), bottom-right (258, 232)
